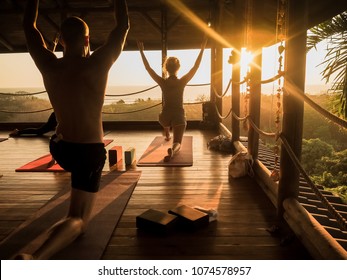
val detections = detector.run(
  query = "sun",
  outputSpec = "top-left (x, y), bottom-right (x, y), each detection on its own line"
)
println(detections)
top-left (240, 48), bottom-right (254, 78)
top-left (239, 45), bottom-right (283, 83)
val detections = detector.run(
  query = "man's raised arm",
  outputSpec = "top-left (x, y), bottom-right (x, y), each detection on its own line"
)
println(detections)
top-left (23, 0), bottom-right (55, 70)
top-left (115, 0), bottom-right (130, 35)
top-left (93, 0), bottom-right (130, 66)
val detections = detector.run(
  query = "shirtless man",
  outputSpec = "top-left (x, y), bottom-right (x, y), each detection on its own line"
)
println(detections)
top-left (138, 39), bottom-right (207, 161)
top-left (16, 0), bottom-right (129, 260)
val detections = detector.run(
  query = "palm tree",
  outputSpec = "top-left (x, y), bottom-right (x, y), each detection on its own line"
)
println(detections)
top-left (307, 11), bottom-right (347, 119)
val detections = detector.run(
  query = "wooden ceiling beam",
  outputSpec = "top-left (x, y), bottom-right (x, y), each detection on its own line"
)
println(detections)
top-left (137, 11), bottom-right (162, 34)
top-left (0, 34), bottom-right (14, 52)
top-left (7, 0), bottom-right (22, 10)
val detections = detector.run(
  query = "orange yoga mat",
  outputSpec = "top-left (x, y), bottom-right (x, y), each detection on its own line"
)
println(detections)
top-left (16, 139), bottom-right (113, 172)
top-left (137, 136), bottom-right (193, 167)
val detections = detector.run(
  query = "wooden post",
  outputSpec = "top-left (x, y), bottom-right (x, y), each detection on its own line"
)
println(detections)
top-left (231, 48), bottom-right (241, 142)
top-left (247, 50), bottom-right (262, 159)
top-left (210, 1), bottom-right (223, 123)
top-left (214, 46), bottom-right (223, 122)
top-left (210, 46), bottom-right (216, 103)
top-left (230, 0), bottom-right (245, 142)
top-left (246, 0), bottom-right (262, 160)
top-left (161, 4), bottom-right (168, 78)
top-left (278, 0), bottom-right (308, 218)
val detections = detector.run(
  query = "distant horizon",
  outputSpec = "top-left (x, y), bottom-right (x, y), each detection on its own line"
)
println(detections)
top-left (0, 40), bottom-right (335, 89)
top-left (0, 83), bottom-right (334, 107)
top-left (0, 82), bottom-right (333, 94)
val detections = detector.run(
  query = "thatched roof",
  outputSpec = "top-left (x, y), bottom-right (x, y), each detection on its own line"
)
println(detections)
top-left (0, 0), bottom-right (346, 53)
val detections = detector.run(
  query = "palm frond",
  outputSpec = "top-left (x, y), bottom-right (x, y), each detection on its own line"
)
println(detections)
top-left (307, 11), bottom-right (347, 119)
top-left (307, 11), bottom-right (347, 52)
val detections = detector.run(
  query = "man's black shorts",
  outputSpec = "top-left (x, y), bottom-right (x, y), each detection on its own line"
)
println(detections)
top-left (50, 135), bottom-right (106, 193)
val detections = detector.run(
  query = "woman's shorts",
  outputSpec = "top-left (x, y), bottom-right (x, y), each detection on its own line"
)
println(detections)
top-left (159, 109), bottom-right (186, 127)
top-left (50, 135), bottom-right (106, 193)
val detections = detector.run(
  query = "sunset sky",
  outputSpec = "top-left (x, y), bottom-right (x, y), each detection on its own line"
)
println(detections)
top-left (0, 39), bottom-right (331, 91)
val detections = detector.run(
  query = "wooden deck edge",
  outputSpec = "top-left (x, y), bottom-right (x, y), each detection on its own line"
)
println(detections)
top-left (219, 123), bottom-right (231, 138)
top-left (253, 160), bottom-right (278, 207)
top-left (218, 122), bottom-right (347, 260)
top-left (219, 123), bottom-right (278, 206)
top-left (233, 142), bottom-right (278, 207)
top-left (283, 197), bottom-right (347, 260)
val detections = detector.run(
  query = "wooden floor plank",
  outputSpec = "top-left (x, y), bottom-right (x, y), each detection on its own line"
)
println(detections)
top-left (0, 129), bottom-right (311, 259)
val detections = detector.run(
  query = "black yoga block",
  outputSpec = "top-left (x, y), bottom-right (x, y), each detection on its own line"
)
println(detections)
top-left (136, 209), bottom-right (178, 232)
top-left (168, 205), bottom-right (209, 228)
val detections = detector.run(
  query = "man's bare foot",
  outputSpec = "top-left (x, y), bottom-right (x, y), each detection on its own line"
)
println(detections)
top-left (14, 253), bottom-right (34, 260)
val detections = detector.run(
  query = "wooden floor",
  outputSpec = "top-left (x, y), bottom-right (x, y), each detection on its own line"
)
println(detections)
top-left (0, 129), bottom-right (311, 260)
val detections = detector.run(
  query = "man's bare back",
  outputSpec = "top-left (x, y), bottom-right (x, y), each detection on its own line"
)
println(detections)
top-left (43, 56), bottom-right (108, 143)
top-left (24, 0), bottom-right (129, 144)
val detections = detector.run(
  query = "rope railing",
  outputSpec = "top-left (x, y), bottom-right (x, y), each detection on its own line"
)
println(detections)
top-left (214, 103), bottom-right (233, 120)
top-left (0, 86), bottom-right (160, 98)
top-left (0, 82), bottom-right (209, 115)
top-left (227, 71), bottom-right (283, 88)
top-left (227, 102), bottom-right (347, 231)
top-left (224, 72), bottom-right (347, 233)
top-left (183, 101), bottom-right (206, 105)
top-left (260, 71), bottom-right (284, 84)
top-left (0, 108), bottom-right (53, 114)
top-left (211, 79), bottom-right (232, 99)
top-left (0, 82), bottom-right (210, 98)
top-left (105, 85), bottom-right (159, 97)
top-left (187, 83), bottom-right (210, 87)
top-left (0, 100), bottom-right (206, 115)
top-left (289, 88), bottom-right (347, 129)
top-left (279, 133), bottom-right (347, 231)
top-left (225, 86), bottom-right (347, 230)
top-left (102, 102), bottom-right (162, 114)
top-left (247, 117), bottom-right (277, 138)
top-left (0, 90), bottom-right (47, 96)
top-left (231, 77), bottom-right (247, 86)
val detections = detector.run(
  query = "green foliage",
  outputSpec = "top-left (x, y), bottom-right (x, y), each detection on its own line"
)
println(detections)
top-left (101, 99), bottom-right (202, 121)
top-left (307, 11), bottom-right (347, 118)
top-left (302, 139), bottom-right (347, 202)
top-left (0, 95), bottom-right (52, 122)
top-left (324, 186), bottom-right (347, 204)
top-left (301, 138), bottom-right (334, 173)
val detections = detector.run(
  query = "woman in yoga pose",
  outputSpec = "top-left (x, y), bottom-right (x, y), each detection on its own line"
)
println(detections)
top-left (138, 38), bottom-right (207, 161)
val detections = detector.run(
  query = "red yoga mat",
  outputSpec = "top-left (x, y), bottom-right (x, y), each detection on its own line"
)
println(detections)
top-left (137, 136), bottom-right (193, 167)
top-left (16, 139), bottom-right (113, 172)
